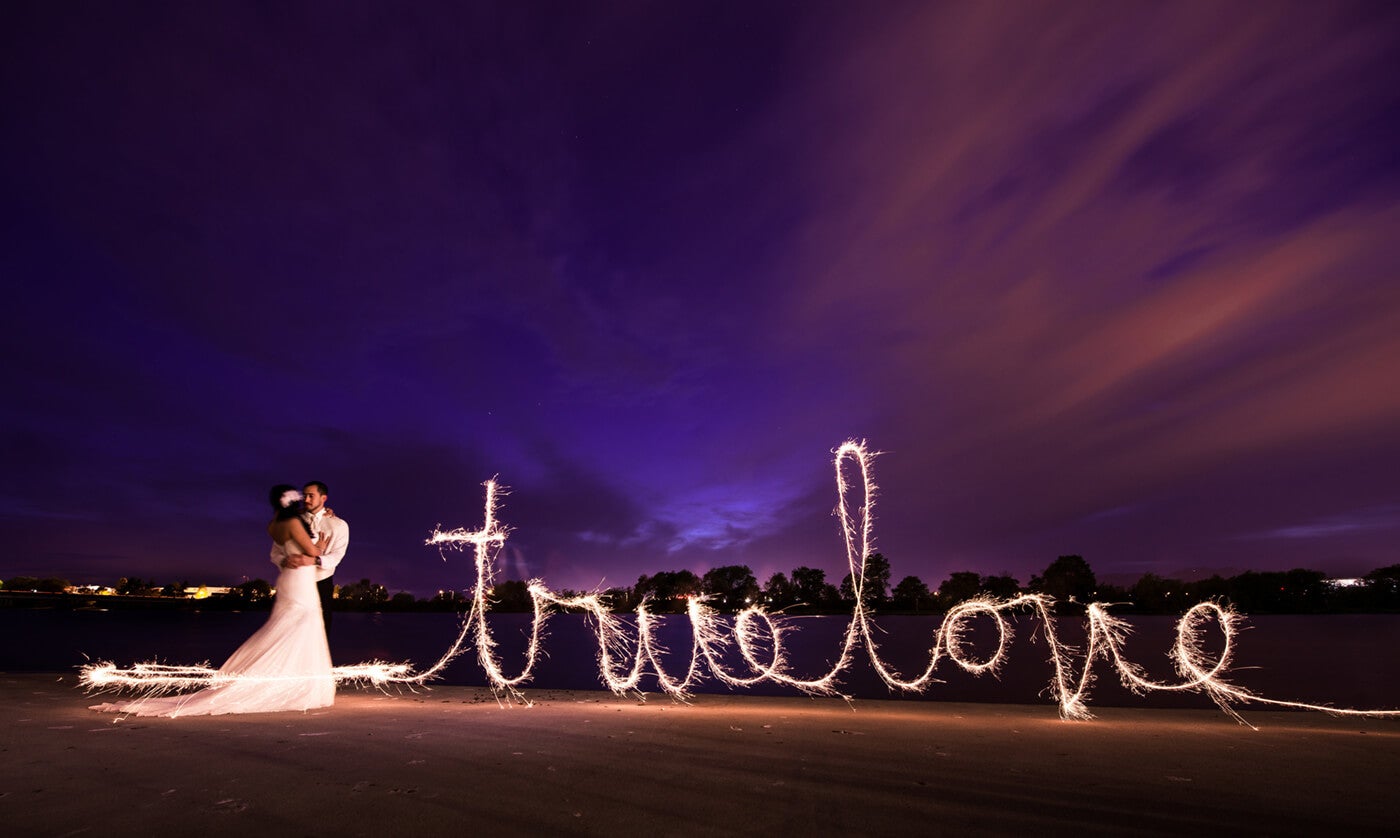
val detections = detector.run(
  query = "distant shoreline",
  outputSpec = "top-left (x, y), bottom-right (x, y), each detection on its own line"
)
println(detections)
top-left (3, 589), bottom-right (1398, 616)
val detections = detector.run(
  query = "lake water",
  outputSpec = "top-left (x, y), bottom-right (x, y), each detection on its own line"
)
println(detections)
top-left (5, 609), bottom-right (1397, 712)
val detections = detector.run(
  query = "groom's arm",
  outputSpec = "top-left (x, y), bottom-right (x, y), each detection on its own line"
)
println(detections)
top-left (316, 518), bottom-right (349, 573)
top-left (270, 541), bottom-right (309, 569)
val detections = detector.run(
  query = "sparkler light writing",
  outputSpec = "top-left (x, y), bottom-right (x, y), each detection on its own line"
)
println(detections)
top-left (83, 441), bottom-right (1399, 725)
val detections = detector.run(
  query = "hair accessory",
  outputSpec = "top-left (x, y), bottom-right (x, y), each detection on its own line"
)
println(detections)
top-left (279, 489), bottom-right (303, 508)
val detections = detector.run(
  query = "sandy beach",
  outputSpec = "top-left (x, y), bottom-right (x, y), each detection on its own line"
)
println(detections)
top-left (3, 674), bottom-right (1397, 836)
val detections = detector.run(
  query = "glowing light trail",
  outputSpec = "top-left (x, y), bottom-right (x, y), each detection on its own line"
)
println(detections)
top-left (81, 661), bottom-right (414, 693)
top-left (83, 441), bottom-right (1400, 725)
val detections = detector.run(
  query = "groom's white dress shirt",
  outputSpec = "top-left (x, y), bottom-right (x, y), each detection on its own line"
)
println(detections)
top-left (308, 508), bottom-right (350, 582)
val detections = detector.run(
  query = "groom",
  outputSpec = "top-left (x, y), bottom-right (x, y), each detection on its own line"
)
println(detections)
top-left (286, 480), bottom-right (349, 633)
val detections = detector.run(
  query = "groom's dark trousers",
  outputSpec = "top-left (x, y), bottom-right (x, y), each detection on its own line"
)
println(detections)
top-left (318, 575), bottom-right (335, 633)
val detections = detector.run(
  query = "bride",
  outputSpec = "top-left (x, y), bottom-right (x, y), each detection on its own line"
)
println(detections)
top-left (92, 485), bottom-right (336, 716)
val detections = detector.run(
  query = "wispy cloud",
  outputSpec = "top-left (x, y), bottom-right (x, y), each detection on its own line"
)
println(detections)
top-left (1239, 506), bottom-right (1400, 541)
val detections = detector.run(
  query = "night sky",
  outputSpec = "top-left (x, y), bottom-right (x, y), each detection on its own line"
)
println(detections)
top-left (4, 3), bottom-right (1399, 598)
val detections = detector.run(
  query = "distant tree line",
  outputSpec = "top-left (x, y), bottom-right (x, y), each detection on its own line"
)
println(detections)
top-left (5, 556), bottom-right (1399, 615)
top-left (460, 555), bottom-right (1400, 616)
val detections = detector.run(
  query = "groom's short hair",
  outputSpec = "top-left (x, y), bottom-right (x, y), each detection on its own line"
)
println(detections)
top-left (305, 480), bottom-right (329, 496)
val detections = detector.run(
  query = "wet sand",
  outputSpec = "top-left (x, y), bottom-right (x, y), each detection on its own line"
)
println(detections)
top-left (2, 673), bottom-right (1396, 836)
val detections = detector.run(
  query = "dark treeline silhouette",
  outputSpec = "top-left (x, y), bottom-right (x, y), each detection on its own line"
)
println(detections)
top-left (5, 557), bottom-right (1399, 614)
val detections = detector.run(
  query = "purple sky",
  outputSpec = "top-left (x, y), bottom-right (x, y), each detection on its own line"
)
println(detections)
top-left (4, 3), bottom-right (1399, 597)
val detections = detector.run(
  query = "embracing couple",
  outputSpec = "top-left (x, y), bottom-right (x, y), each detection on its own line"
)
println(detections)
top-left (271, 480), bottom-right (349, 634)
top-left (93, 481), bottom-right (350, 717)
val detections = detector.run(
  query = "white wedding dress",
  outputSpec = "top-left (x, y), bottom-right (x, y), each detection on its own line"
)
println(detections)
top-left (92, 539), bottom-right (335, 716)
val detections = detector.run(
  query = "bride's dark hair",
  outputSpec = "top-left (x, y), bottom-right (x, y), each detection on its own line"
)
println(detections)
top-left (269, 484), bottom-right (316, 540)
top-left (268, 484), bottom-right (305, 521)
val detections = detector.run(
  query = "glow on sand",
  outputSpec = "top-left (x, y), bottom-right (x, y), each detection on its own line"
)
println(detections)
top-left (83, 442), bottom-right (1399, 725)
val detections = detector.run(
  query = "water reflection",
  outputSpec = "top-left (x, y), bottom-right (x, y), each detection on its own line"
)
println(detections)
top-left (10, 609), bottom-right (1397, 710)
